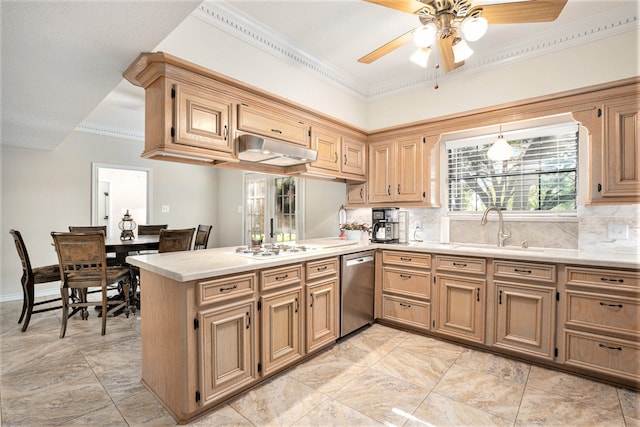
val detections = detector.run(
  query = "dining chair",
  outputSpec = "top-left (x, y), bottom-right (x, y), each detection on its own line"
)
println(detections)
top-left (193, 225), bottom-right (212, 250)
top-left (10, 230), bottom-right (62, 332)
top-left (137, 224), bottom-right (168, 235)
top-left (158, 228), bottom-right (196, 253)
top-left (51, 231), bottom-right (131, 338)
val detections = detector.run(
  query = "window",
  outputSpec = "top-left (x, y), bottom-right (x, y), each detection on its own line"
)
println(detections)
top-left (244, 173), bottom-right (300, 245)
top-left (447, 122), bottom-right (578, 213)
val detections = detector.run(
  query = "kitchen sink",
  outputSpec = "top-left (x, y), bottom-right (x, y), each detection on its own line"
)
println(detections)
top-left (450, 244), bottom-right (544, 252)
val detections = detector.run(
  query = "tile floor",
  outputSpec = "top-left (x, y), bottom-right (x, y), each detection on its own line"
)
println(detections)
top-left (1, 298), bottom-right (638, 426)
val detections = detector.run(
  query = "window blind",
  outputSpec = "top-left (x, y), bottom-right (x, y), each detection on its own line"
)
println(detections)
top-left (447, 123), bottom-right (579, 213)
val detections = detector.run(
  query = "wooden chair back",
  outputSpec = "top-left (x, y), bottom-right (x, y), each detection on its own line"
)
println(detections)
top-left (138, 224), bottom-right (168, 236)
top-left (68, 226), bottom-right (107, 234)
top-left (193, 225), bottom-right (212, 250)
top-left (158, 228), bottom-right (195, 253)
top-left (10, 229), bottom-right (61, 331)
top-left (53, 232), bottom-right (107, 290)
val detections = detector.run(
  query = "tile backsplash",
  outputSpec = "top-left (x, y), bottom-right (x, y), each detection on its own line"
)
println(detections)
top-left (346, 204), bottom-right (639, 254)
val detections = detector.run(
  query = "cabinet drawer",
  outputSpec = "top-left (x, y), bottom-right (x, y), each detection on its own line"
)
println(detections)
top-left (382, 251), bottom-right (431, 269)
top-left (566, 267), bottom-right (640, 292)
top-left (306, 257), bottom-right (338, 281)
top-left (238, 103), bottom-right (309, 147)
top-left (198, 273), bottom-right (256, 305)
top-left (564, 330), bottom-right (640, 381)
top-left (436, 255), bottom-right (486, 275)
top-left (382, 266), bottom-right (430, 299)
top-left (565, 290), bottom-right (640, 338)
top-left (493, 260), bottom-right (556, 283)
top-left (381, 295), bottom-right (430, 330)
top-left (261, 264), bottom-right (303, 291)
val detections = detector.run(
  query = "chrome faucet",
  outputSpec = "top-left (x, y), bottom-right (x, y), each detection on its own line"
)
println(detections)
top-left (481, 206), bottom-right (511, 247)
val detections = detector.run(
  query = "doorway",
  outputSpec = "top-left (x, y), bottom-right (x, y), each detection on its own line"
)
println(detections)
top-left (91, 163), bottom-right (151, 237)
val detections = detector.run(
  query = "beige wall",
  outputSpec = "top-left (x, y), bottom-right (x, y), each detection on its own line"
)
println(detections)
top-left (1, 131), bottom-right (219, 300)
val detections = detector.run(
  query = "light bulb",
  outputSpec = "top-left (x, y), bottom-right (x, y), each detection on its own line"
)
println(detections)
top-left (487, 135), bottom-right (514, 161)
top-left (461, 16), bottom-right (488, 42)
top-left (452, 38), bottom-right (474, 63)
top-left (409, 47), bottom-right (431, 68)
top-left (413, 23), bottom-right (437, 48)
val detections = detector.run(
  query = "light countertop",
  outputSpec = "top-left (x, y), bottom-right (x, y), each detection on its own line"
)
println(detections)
top-left (126, 238), bottom-right (639, 283)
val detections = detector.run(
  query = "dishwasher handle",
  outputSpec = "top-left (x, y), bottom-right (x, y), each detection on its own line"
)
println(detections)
top-left (345, 255), bottom-right (374, 267)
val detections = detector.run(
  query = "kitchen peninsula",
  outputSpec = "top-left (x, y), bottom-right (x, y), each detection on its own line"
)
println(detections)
top-left (127, 241), bottom-right (639, 423)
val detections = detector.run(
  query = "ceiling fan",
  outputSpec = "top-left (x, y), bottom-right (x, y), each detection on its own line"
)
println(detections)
top-left (359, 0), bottom-right (568, 72)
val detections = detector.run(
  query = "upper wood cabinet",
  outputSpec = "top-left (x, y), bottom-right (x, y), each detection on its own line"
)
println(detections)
top-left (306, 125), bottom-right (366, 180)
top-left (368, 134), bottom-right (424, 204)
top-left (237, 103), bottom-right (310, 147)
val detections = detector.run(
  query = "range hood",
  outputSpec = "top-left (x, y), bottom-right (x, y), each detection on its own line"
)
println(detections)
top-left (237, 134), bottom-right (318, 166)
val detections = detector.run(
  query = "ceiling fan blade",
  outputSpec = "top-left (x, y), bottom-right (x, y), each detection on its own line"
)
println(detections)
top-left (437, 37), bottom-right (464, 73)
top-left (468, 0), bottom-right (568, 24)
top-left (358, 29), bottom-right (416, 64)
top-left (363, 0), bottom-right (427, 14)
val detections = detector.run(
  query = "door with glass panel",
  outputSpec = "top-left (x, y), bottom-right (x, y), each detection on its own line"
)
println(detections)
top-left (244, 174), bottom-right (299, 245)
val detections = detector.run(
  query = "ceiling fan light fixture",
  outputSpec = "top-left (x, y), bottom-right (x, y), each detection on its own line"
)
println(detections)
top-left (410, 47), bottom-right (431, 68)
top-left (413, 23), bottom-right (437, 48)
top-left (461, 16), bottom-right (488, 42)
top-left (487, 135), bottom-right (514, 161)
top-left (452, 38), bottom-right (474, 63)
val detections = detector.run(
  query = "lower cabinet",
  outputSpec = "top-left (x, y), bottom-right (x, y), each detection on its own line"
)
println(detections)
top-left (306, 277), bottom-right (338, 352)
top-left (198, 299), bottom-right (257, 405)
top-left (260, 286), bottom-right (305, 376)
top-left (435, 255), bottom-right (487, 343)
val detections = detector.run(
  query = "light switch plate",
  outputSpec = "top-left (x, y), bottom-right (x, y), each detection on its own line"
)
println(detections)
top-left (161, 205), bottom-right (170, 213)
top-left (608, 223), bottom-right (629, 240)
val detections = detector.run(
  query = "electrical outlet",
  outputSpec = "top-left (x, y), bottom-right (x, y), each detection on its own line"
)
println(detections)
top-left (608, 223), bottom-right (629, 240)
top-left (161, 205), bottom-right (170, 213)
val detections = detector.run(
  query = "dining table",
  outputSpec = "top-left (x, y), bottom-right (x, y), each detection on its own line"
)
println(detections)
top-left (104, 235), bottom-right (160, 265)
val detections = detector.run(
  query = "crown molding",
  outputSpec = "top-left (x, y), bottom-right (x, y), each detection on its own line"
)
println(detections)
top-left (196, 1), bottom-right (638, 101)
top-left (75, 123), bottom-right (144, 141)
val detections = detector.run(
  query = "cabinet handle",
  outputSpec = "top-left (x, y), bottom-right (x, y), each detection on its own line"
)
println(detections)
top-left (343, 154), bottom-right (347, 165)
top-left (275, 274), bottom-right (289, 281)
top-left (219, 284), bottom-right (238, 292)
top-left (334, 152), bottom-right (338, 163)
top-left (359, 188), bottom-right (364, 198)
top-left (387, 185), bottom-right (391, 196)
top-left (271, 128), bottom-right (282, 134)
top-left (399, 274), bottom-right (412, 280)
top-left (399, 302), bottom-right (411, 309)
top-left (599, 302), bottom-right (623, 308)
top-left (310, 294), bottom-right (314, 307)
top-left (600, 277), bottom-right (624, 283)
top-left (400, 257), bottom-right (412, 262)
top-left (514, 268), bottom-right (532, 274)
top-left (476, 288), bottom-right (480, 302)
top-left (295, 297), bottom-right (299, 313)
top-left (498, 290), bottom-right (502, 305)
top-left (317, 266), bottom-right (328, 272)
top-left (246, 312), bottom-right (250, 329)
top-left (453, 262), bottom-right (467, 268)
top-left (223, 125), bottom-right (228, 140)
top-left (599, 343), bottom-right (622, 351)
top-left (397, 184), bottom-right (400, 194)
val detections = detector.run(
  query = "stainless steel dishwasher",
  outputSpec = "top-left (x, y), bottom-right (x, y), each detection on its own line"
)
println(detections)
top-left (340, 250), bottom-right (375, 337)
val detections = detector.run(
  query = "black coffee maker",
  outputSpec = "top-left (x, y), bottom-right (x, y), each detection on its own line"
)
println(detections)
top-left (371, 207), bottom-right (399, 243)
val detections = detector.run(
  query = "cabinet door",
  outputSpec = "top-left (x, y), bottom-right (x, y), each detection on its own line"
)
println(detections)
top-left (198, 300), bottom-right (257, 404)
top-left (346, 183), bottom-right (367, 205)
top-left (311, 127), bottom-right (341, 172)
top-left (601, 98), bottom-right (640, 200)
top-left (306, 278), bottom-right (338, 353)
top-left (342, 137), bottom-right (366, 176)
top-left (260, 287), bottom-right (304, 375)
top-left (173, 83), bottom-right (233, 152)
top-left (436, 274), bottom-right (486, 343)
top-left (238, 103), bottom-right (310, 147)
top-left (494, 281), bottom-right (556, 360)
top-left (395, 135), bottom-right (423, 202)
top-left (368, 140), bottom-right (394, 203)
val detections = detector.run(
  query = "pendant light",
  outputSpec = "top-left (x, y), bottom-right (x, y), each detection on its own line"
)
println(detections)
top-left (487, 126), bottom-right (514, 161)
